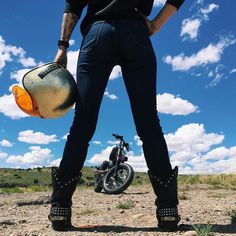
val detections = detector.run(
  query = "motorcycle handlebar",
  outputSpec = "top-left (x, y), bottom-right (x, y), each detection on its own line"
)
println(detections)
top-left (112, 133), bottom-right (123, 140)
top-left (112, 133), bottom-right (131, 151)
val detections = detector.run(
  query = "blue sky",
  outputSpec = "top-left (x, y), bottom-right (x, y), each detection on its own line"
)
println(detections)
top-left (0, 0), bottom-right (236, 174)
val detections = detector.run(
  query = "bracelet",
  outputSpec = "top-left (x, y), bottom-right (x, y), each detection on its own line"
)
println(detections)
top-left (58, 40), bottom-right (69, 48)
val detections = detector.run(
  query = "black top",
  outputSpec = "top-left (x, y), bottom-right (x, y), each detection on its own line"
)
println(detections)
top-left (64, 0), bottom-right (185, 35)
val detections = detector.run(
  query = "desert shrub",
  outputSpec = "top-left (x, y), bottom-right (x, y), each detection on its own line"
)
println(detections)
top-left (116, 200), bottom-right (135, 209)
top-left (193, 223), bottom-right (213, 236)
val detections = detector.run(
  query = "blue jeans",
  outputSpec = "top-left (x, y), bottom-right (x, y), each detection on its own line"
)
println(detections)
top-left (60, 20), bottom-right (172, 177)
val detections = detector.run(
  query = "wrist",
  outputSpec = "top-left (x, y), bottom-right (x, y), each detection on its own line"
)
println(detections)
top-left (58, 40), bottom-right (69, 49)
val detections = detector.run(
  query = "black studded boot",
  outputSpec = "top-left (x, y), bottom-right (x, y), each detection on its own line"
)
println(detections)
top-left (148, 166), bottom-right (180, 231)
top-left (48, 167), bottom-right (81, 231)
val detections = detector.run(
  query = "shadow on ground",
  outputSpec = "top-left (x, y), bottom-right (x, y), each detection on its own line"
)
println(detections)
top-left (65, 223), bottom-right (236, 234)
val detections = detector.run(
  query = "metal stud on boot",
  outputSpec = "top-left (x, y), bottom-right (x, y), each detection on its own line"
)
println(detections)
top-left (48, 167), bottom-right (81, 231)
top-left (148, 166), bottom-right (180, 231)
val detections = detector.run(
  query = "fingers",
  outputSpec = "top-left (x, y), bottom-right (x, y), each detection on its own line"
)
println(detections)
top-left (54, 50), bottom-right (68, 68)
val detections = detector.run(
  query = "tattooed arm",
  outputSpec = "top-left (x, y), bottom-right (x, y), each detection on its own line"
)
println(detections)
top-left (54, 0), bottom-right (88, 67)
top-left (54, 12), bottom-right (79, 67)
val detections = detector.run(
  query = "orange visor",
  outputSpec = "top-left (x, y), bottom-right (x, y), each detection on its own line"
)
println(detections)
top-left (12, 85), bottom-right (41, 117)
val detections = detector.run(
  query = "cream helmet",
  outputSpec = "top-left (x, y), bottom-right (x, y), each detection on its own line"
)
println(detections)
top-left (12, 62), bottom-right (77, 118)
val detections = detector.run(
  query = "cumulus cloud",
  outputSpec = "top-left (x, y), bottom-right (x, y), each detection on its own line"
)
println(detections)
top-left (92, 140), bottom-right (102, 145)
top-left (6, 146), bottom-right (52, 166)
top-left (18, 130), bottom-right (59, 144)
top-left (164, 36), bottom-right (236, 71)
top-left (10, 68), bottom-right (31, 84)
top-left (87, 125), bottom-right (236, 174)
top-left (62, 133), bottom-right (69, 140)
top-left (0, 139), bottom-right (13, 147)
top-left (0, 35), bottom-right (39, 74)
top-left (104, 90), bottom-right (118, 100)
top-left (67, 50), bottom-right (78, 78)
top-left (0, 36), bottom-right (24, 73)
top-left (200, 3), bottom-right (219, 16)
top-left (180, 18), bottom-right (201, 40)
top-left (230, 68), bottom-right (236, 74)
top-left (0, 152), bottom-right (8, 159)
top-left (109, 65), bottom-right (122, 80)
top-left (165, 123), bottom-right (224, 153)
top-left (153, 0), bottom-right (166, 7)
top-left (88, 145), bottom-right (114, 164)
top-left (18, 57), bottom-right (37, 67)
top-left (0, 94), bottom-right (29, 119)
top-left (163, 123), bottom-right (236, 174)
top-left (157, 93), bottom-right (199, 115)
top-left (180, 3), bottom-right (219, 40)
top-left (49, 158), bottom-right (61, 167)
top-left (88, 145), bottom-right (148, 172)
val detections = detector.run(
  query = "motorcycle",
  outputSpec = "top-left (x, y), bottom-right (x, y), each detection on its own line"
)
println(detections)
top-left (94, 133), bottom-right (134, 194)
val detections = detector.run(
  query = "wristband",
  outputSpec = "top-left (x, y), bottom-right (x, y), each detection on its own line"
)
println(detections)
top-left (58, 40), bottom-right (69, 48)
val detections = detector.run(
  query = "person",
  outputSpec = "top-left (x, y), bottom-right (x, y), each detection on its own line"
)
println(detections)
top-left (48, 0), bottom-right (185, 232)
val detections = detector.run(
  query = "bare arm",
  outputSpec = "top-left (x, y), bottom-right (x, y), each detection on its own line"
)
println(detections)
top-left (143, 3), bottom-right (178, 36)
top-left (54, 12), bottom-right (79, 67)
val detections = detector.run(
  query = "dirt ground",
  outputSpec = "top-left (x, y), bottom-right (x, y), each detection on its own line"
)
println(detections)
top-left (0, 185), bottom-right (236, 236)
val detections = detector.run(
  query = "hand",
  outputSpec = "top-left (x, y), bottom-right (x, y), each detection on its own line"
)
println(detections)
top-left (137, 11), bottom-right (159, 36)
top-left (144, 17), bottom-right (159, 36)
top-left (54, 47), bottom-right (68, 68)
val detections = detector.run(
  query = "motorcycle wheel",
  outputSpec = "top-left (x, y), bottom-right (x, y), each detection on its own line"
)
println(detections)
top-left (102, 163), bottom-right (134, 194)
top-left (94, 173), bottom-right (103, 192)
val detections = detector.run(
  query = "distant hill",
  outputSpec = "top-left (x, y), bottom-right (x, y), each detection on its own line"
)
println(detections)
top-left (1, 167), bottom-right (236, 192)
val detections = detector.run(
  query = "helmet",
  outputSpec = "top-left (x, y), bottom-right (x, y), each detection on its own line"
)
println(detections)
top-left (12, 62), bottom-right (77, 118)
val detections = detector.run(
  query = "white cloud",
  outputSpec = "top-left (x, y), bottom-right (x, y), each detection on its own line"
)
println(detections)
top-left (69, 39), bottom-right (75, 46)
top-left (109, 65), bottom-right (122, 80)
top-left (163, 123), bottom-right (236, 174)
top-left (153, 0), bottom-right (166, 7)
top-left (0, 94), bottom-right (29, 119)
top-left (6, 146), bottom-right (52, 166)
top-left (0, 139), bottom-right (13, 147)
top-left (207, 64), bottom-right (225, 87)
top-left (0, 152), bottom-right (8, 159)
top-left (200, 3), bottom-right (219, 16)
top-left (157, 93), bottom-right (199, 115)
top-left (0, 35), bottom-right (25, 73)
top-left (180, 3), bottom-right (219, 41)
top-left (10, 68), bottom-right (31, 84)
top-left (88, 145), bottom-right (148, 172)
top-left (107, 140), bottom-right (119, 145)
top-left (134, 135), bottom-right (142, 146)
top-left (104, 90), bottom-right (118, 100)
top-left (18, 130), bottom-right (59, 144)
top-left (88, 146), bottom-right (114, 164)
top-left (165, 123), bottom-right (224, 153)
top-left (0, 35), bottom-right (38, 75)
top-left (62, 133), bottom-right (69, 140)
top-left (49, 158), bottom-right (61, 167)
top-left (87, 124), bottom-right (236, 174)
top-left (230, 68), bottom-right (236, 74)
top-left (164, 36), bottom-right (236, 71)
top-left (203, 146), bottom-right (229, 161)
top-left (18, 57), bottom-right (37, 67)
top-left (92, 140), bottom-right (102, 145)
top-left (67, 50), bottom-right (78, 78)
top-left (180, 18), bottom-right (201, 40)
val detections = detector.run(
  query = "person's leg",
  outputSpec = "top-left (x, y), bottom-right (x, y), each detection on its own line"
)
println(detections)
top-left (49, 21), bottom-right (116, 230)
top-left (118, 20), bottom-right (171, 177)
top-left (118, 20), bottom-right (180, 230)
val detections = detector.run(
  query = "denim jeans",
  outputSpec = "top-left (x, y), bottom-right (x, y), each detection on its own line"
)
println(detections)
top-left (60, 20), bottom-right (172, 178)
